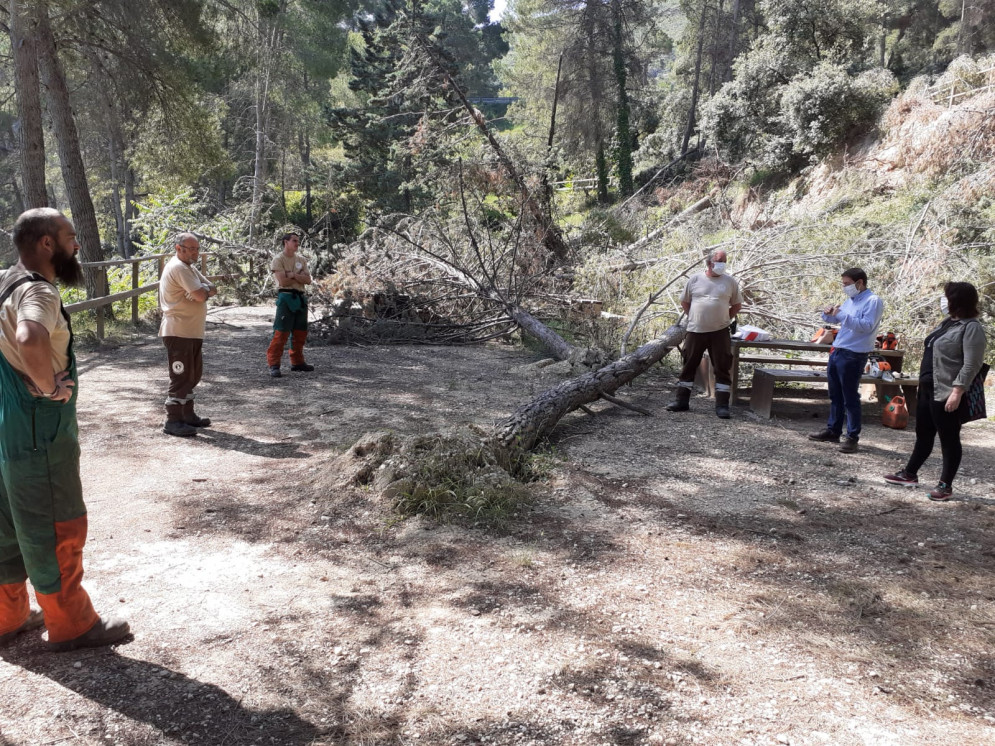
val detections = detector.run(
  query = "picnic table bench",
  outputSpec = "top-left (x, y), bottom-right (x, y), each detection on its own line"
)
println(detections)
top-left (729, 339), bottom-right (918, 418)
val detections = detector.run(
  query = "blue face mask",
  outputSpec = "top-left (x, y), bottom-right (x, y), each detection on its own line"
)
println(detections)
top-left (710, 262), bottom-right (727, 275)
top-left (940, 296), bottom-right (949, 315)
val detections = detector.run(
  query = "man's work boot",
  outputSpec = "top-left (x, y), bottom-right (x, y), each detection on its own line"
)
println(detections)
top-left (163, 404), bottom-right (197, 437)
top-left (715, 390), bottom-right (731, 419)
top-left (290, 330), bottom-right (310, 370)
top-left (839, 436), bottom-right (859, 454)
top-left (47, 616), bottom-right (130, 652)
top-left (0, 610), bottom-right (45, 648)
top-left (181, 401), bottom-right (211, 428)
top-left (269, 365), bottom-right (282, 378)
top-left (808, 429), bottom-right (840, 443)
top-left (665, 386), bottom-right (691, 412)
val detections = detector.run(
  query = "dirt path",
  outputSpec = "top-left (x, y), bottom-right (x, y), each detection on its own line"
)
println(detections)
top-left (1, 305), bottom-right (994, 746)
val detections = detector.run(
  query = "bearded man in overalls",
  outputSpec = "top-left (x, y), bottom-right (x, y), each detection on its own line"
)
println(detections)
top-left (0, 208), bottom-right (129, 651)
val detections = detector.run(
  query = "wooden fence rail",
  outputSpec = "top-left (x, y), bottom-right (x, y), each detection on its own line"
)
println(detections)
top-left (551, 176), bottom-right (618, 192)
top-left (65, 252), bottom-right (228, 340)
top-left (928, 65), bottom-right (995, 107)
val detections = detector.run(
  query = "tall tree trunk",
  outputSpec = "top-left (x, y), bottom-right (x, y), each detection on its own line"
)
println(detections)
top-left (707, 0), bottom-right (723, 97)
top-left (681, 2), bottom-right (709, 157)
top-left (250, 20), bottom-right (280, 243)
top-left (957, 0), bottom-right (967, 55)
top-left (540, 54), bottom-right (564, 207)
top-left (300, 72), bottom-right (314, 229)
top-left (124, 167), bottom-right (137, 256)
top-left (583, 3), bottom-right (609, 202)
top-left (36, 5), bottom-right (104, 296)
top-left (725, 0), bottom-right (741, 82)
top-left (299, 128), bottom-right (313, 228)
top-left (611, 0), bottom-right (633, 197)
top-left (10, 0), bottom-right (48, 208)
top-left (84, 48), bottom-right (130, 257)
top-left (879, 10), bottom-right (887, 68)
top-left (595, 143), bottom-right (610, 204)
top-left (11, 179), bottom-right (25, 213)
top-left (279, 145), bottom-right (287, 218)
top-left (249, 63), bottom-right (270, 242)
top-left (107, 131), bottom-right (126, 257)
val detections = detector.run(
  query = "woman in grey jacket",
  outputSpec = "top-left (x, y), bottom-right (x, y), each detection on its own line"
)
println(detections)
top-left (884, 282), bottom-right (987, 500)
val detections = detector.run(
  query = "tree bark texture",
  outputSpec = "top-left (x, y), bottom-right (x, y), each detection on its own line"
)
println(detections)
top-left (10, 0), bottom-right (48, 208)
top-left (36, 6), bottom-right (105, 295)
top-left (249, 59), bottom-right (271, 242)
top-left (681, 3), bottom-right (709, 156)
top-left (250, 18), bottom-right (281, 242)
top-left (611, 0), bottom-right (633, 196)
top-left (124, 167), bottom-right (137, 256)
top-left (583, 7), bottom-right (610, 202)
top-left (84, 47), bottom-right (133, 258)
top-left (540, 53), bottom-right (564, 206)
top-left (508, 307), bottom-right (577, 362)
top-left (492, 323), bottom-right (686, 454)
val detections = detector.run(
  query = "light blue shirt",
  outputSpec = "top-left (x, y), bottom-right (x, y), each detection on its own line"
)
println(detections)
top-left (821, 288), bottom-right (884, 353)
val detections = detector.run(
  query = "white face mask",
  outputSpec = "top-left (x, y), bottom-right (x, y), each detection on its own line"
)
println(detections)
top-left (710, 262), bottom-right (727, 275)
top-left (940, 296), bottom-right (950, 315)
top-left (843, 283), bottom-right (859, 299)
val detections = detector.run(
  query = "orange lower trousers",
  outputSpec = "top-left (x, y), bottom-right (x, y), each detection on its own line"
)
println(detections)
top-left (0, 515), bottom-right (98, 643)
top-left (266, 329), bottom-right (307, 368)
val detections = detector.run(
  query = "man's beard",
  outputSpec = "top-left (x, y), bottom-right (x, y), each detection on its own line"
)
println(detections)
top-left (53, 250), bottom-right (85, 287)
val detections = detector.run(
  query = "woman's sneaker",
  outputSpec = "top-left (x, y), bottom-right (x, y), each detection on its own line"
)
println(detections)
top-left (928, 482), bottom-right (953, 501)
top-left (883, 469), bottom-right (918, 486)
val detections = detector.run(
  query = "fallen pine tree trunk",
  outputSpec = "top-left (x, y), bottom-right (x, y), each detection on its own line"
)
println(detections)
top-left (507, 305), bottom-right (580, 363)
top-left (324, 323), bottom-right (686, 519)
top-left (492, 322), bottom-right (686, 454)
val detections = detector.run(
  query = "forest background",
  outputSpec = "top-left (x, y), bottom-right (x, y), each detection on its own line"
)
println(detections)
top-left (0, 0), bottom-right (993, 361)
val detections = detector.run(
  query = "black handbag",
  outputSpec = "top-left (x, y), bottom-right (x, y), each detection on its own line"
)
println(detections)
top-left (961, 363), bottom-right (990, 424)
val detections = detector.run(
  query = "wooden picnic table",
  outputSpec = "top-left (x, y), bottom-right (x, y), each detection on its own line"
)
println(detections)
top-left (729, 338), bottom-right (917, 418)
top-left (730, 339), bottom-right (907, 402)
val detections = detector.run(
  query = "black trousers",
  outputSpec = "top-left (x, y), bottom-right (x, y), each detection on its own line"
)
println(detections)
top-left (905, 382), bottom-right (963, 485)
top-left (162, 337), bottom-right (203, 402)
top-left (678, 329), bottom-right (733, 389)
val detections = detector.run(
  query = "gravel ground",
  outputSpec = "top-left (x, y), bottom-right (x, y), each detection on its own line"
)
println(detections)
top-left (1, 305), bottom-right (993, 746)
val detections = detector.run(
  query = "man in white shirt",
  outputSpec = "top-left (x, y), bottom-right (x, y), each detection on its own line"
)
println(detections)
top-left (159, 233), bottom-right (216, 437)
top-left (666, 249), bottom-right (743, 418)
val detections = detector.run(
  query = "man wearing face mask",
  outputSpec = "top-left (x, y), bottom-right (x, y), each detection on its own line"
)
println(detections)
top-left (666, 248), bottom-right (743, 418)
top-left (808, 267), bottom-right (884, 453)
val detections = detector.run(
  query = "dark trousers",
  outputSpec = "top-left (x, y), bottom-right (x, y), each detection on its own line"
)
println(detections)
top-left (905, 383), bottom-right (964, 485)
top-left (163, 337), bottom-right (203, 402)
top-left (679, 329), bottom-right (733, 391)
top-left (826, 347), bottom-right (868, 439)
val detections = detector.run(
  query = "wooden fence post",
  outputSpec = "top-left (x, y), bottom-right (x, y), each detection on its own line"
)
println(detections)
top-left (132, 261), bottom-right (140, 324)
top-left (96, 267), bottom-right (106, 341)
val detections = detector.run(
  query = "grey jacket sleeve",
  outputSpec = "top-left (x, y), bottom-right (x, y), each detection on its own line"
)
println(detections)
top-left (953, 321), bottom-right (987, 390)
